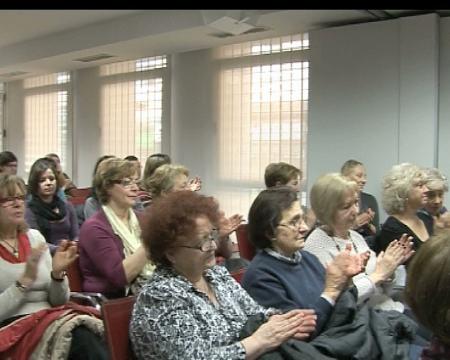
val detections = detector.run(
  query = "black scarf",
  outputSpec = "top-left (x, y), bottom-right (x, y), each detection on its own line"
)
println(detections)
top-left (28, 195), bottom-right (67, 242)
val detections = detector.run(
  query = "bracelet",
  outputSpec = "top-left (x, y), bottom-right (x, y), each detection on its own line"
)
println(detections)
top-left (15, 280), bottom-right (28, 292)
top-left (50, 271), bottom-right (67, 282)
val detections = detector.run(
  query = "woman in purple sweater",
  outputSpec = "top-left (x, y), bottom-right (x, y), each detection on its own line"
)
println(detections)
top-left (78, 158), bottom-right (151, 299)
top-left (25, 158), bottom-right (79, 255)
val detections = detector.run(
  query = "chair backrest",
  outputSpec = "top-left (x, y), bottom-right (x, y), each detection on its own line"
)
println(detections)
top-left (230, 268), bottom-right (246, 284)
top-left (67, 257), bottom-right (83, 292)
top-left (67, 187), bottom-right (92, 199)
top-left (235, 224), bottom-right (256, 261)
top-left (102, 296), bottom-right (136, 360)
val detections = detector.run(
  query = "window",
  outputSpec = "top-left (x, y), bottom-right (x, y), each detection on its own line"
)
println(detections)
top-left (23, 72), bottom-right (71, 173)
top-left (215, 34), bottom-right (309, 216)
top-left (99, 56), bottom-right (168, 166)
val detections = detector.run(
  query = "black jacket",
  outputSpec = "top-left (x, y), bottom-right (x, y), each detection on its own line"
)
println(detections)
top-left (240, 288), bottom-right (417, 360)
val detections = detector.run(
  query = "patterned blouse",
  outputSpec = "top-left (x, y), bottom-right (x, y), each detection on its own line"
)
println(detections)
top-left (129, 265), bottom-right (276, 360)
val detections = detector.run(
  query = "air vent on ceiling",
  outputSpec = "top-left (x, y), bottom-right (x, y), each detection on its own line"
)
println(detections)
top-left (0, 71), bottom-right (29, 78)
top-left (73, 53), bottom-right (116, 63)
top-left (209, 26), bottom-right (270, 38)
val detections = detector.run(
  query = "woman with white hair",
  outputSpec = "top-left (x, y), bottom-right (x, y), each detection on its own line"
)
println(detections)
top-left (378, 163), bottom-right (433, 260)
top-left (419, 167), bottom-right (450, 229)
top-left (304, 173), bottom-right (413, 312)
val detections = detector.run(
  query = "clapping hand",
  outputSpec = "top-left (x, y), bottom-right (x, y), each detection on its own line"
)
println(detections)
top-left (396, 233), bottom-right (415, 263)
top-left (52, 240), bottom-right (79, 275)
top-left (219, 213), bottom-right (244, 238)
top-left (188, 176), bottom-right (202, 192)
top-left (19, 243), bottom-right (48, 287)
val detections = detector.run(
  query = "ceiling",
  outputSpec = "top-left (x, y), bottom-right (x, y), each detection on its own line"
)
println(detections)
top-left (0, 9), bottom-right (448, 82)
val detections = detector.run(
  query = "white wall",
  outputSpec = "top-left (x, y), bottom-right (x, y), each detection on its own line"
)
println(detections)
top-left (4, 13), bottom-right (450, 219)
top-left (308, 13), bottom-right (440, 221)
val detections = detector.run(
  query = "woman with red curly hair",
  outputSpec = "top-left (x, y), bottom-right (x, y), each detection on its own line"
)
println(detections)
top-left (129, 190), bottom-right (318, 360)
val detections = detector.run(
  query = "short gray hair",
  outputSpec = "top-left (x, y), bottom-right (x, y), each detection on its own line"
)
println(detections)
top-left (423, 167), bottom-right (448, 192)
top-left (310, 172), bottom-right (358, 227)
top-left (382, 163), bottom-right (425, 215)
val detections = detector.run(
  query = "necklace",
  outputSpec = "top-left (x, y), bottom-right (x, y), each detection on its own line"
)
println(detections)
top-left (331, 232), bottom-right (360, 253)
top-left (1, 238), bottom-right (19, 257)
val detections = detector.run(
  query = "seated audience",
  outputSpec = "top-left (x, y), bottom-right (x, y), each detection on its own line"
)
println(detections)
top-left (130, 190), bottom-right (316, 359)
top-left (305, 173), bottom-right (413, 312)
top-left (0, 151), bottom-right (18, 175)
top-left (378, 163), bottom-right (432, 258)
top-left (79, 158), bottom-right (153, 298)
top-left (25, 158), bottom-right (79, 254)
top-left (405, 230), bottom-right (450, 359)
top-left (242, 186), bottom-right (366, 335)
top-left (243, 186), bottom-right (425, 359)
top-left (341, 159), bottom-right (380, 238)
top-left (0, 174), bottom-right (107, 359)
top-left (419, 167), bottom-right (450, 230)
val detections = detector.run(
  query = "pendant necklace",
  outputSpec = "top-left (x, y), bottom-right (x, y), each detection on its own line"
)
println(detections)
top-left (1, 238), bottom-right (19, 257)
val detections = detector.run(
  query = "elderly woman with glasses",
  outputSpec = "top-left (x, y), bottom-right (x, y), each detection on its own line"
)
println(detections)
top-left (130, 190), bottom-right (317, 360)
top-left (242, 186), bottom-right (366, 337)
top-left (78, 158), bottom-right (153, 299)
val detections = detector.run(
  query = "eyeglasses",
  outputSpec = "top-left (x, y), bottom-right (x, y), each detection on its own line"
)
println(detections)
top-left (0, 195), bottom-right (26, 207)
top-left (278, 217), bottom-right (304, 230)
top-left (113, 178), bottom-right (141, 188)
top-left (175, 229), bottom-right (220, 252)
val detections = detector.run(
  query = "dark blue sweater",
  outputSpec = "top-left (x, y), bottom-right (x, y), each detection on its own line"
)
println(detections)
top-left (241, 250), bottom-right (333, 334)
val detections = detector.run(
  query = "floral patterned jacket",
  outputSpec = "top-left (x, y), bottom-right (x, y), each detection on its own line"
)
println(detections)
top-left (129, 265), bottom-right (276, 360)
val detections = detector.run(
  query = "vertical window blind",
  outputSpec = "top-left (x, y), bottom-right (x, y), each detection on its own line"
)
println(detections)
top-left (99, 56), bottom-right (167, 166)
top-left (23, 72), bottom-right (71, 173)
top-left (215, 34), bottom-right (309, 216)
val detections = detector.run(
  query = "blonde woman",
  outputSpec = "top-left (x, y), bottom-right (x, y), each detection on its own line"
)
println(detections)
top-left (305, 173), bottom-right (413, 312)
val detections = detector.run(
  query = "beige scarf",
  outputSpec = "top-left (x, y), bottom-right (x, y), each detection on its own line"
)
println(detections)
top-left (102, 205), bottom-right (154, 291)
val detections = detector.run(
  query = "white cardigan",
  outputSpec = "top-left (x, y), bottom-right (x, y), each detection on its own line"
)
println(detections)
top-left (0, 229), bottom-right (69, 323)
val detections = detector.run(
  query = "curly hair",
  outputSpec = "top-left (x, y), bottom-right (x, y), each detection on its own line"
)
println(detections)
top-left (141, 191), bottom-right (220, 267)
top-left (382, 163), bottom-right (425, 215)
top-left (143, 164), bottom-right (189, 197)
top-left (0, 174), bottom-right (28, 234)
top-left (93, 158), bottom-right (138, 204)
top-left (423, 167), bottom-right (448, 192)
top-left (264, 162), bottom-right (302, 188)
top-left (310, 172), bottom-right (358, 228)
top-left (248, 186), bottom-right (298, 249)
top-left (405, 229), bottom-right (450, 346)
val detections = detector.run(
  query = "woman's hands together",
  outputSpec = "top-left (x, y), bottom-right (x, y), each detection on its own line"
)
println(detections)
top-left (52, 239), bottom-right (79, 276)
top-left (242, 309), bottom-right (316, 359)
top-left (323, 243), bottom-right (366, 300)
top-left (19, 243), bottom-right (48, 287)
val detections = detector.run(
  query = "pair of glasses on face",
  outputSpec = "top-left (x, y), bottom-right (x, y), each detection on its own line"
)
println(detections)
top-left (278, 217), bottom-right (304, 230)
top-left (0, 195), bottom-right (26, 207)
top-left (176, 229), bottom-right (220, 252)
top-left (113, 178), bottom-right (141, 188)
